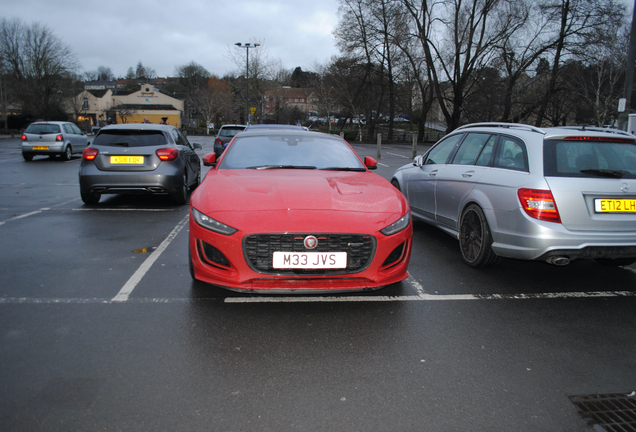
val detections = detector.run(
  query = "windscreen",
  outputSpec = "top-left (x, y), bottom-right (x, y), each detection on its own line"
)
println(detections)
top-left (25, 124), bottom-right (61, 134)
top-left (92, 130), bottom-right (167, 147)
top-left (219, 134), bottom-right (366, 171)
top-left (544, 140), bottom-right (636, 179)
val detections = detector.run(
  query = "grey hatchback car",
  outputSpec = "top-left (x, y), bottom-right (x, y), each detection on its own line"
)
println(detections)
top-left (22, 121), bottom-right (89, 161)
top-left (79, 124), bottom-right (202, 205)
top-left (391, 123), bottom-right (636, 267)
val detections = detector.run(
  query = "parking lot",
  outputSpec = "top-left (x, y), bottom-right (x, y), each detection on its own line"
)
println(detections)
top-left (1, 135), bottom-right (635, 431)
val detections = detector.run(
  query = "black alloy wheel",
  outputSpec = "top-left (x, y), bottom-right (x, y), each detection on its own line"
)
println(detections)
top-left (459, 204), bottom-right (501, 268)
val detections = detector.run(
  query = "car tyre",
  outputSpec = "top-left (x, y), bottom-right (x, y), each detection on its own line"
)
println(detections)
top-left (459, 204), bottom-right (501, 268)
top-left (391, 178), bottom-right (401, 191)
top-left (173, 173), bottom-right (188, 205)
top-left (594, 258), bottom-right (636, 267)
top-left (80, 190), bottom-right (101, 205)
top-left (191, 169), bottom-right (201, 191)
top-left (61, 146), bottom-right (72, 161)
top-left (22, 152), bottom-right (33, 161)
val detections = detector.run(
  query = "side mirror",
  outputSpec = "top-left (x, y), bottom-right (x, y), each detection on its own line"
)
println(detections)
top-left (192, 143), bottom-right (202, 150)
top-left (364, 156), bottom-right (378, 170)
top-left (413, 155), bottom-right (423, 167)
top-left (202, 153), bottom-right (217, 167)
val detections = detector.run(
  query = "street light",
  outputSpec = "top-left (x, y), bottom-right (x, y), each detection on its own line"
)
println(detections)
top-left (235, 42), bottom-right (260, 124)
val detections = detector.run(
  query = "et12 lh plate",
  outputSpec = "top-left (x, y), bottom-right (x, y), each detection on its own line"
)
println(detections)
top-left (594, 198), bottom-right (636, 213)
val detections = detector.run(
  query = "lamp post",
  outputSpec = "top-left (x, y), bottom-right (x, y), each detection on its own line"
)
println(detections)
top-left (235, 42), bottom-right (260, 124)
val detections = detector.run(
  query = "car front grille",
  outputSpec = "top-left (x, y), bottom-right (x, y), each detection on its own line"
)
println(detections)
top-left (243, 233), bottom-right (376, 275)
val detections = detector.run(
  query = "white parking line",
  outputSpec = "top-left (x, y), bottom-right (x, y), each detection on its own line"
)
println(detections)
top-left (0, 290), bottom-right (634, 305)
top-left (0, 198), bottom-right (81, 226)
top-left (386, 152), bottom-right (413, 158)
top-left (0, 208), bottom-right (49, 226)
top-left (223, 290), bottom-right (636, 303)
top-left (111, 214), bottom-right (189, 302)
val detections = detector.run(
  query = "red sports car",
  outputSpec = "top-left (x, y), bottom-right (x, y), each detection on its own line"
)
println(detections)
top-left (188, 129), bottom-right (412, 293)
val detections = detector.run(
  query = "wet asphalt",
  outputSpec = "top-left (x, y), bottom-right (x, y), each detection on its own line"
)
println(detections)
top-left (0, 135), bottom-right (635, 431)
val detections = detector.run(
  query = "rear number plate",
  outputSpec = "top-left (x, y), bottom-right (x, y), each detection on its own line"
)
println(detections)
top-left (110, 156), bottom-right (144, 164)
top-left (33, 146), bottom-right (48, 150)
top-left (272, 252), bottom-right (347, 269)
top-left (594, 199), bottom-right (636, 213)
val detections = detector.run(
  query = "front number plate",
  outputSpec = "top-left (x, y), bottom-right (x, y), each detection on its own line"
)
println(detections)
top-left (594, 199), bottom-right (636, 213)
top-left (110, 156), bottom-right (144, 164)
top-left (272, 252), bottom-right (347, 269)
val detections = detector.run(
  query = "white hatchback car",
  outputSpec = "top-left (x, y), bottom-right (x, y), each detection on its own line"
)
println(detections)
top-left (391, 123), bottom-right (636, 267)
top-left (21, 121), bottom-right (89, 161)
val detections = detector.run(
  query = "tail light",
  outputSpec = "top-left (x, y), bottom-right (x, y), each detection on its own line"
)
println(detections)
top-left (21, 134), bottom-right (27, 141)
top-left (517, 188), bottom-right (561, 223)
top-left (214, 137), bottom-right (222, 146)
top-left (56, 134), bottom-right (63, 142)
top-left (83, 148), bottom-right (99, 160)
top-left (156, 148), bottom-right (178, 161)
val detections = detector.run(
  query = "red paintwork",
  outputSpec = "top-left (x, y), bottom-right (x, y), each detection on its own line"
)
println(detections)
top-left (189, 166), bottom-right (412, 293)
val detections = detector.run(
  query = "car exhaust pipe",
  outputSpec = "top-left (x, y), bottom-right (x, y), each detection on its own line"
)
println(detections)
top-left (546, 256), bottom-right (570, 266)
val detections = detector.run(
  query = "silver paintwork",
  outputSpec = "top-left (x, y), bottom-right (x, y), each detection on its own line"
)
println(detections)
top-left (391, 123), bottom-right (636, 265)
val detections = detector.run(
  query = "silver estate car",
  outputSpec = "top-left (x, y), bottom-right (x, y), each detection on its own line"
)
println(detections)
top-left (79, 124), bottom-right (202, 205)
top-left (391, 123), bottom-right (636, 267)
top-left (22, 121), bottom-right (89, 161)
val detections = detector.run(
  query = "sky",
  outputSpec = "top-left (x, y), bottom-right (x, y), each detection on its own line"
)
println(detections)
top-left (2, 0), bottom-right (343, 79)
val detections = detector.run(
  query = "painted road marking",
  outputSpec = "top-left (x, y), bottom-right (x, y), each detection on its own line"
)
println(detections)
top-left (111, 214), bottom-right (189, 302)
top-left (0, 290), bottom-right (634, 305)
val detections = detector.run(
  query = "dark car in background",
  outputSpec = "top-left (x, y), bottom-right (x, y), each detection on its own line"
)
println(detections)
top-left (21, 121), bottom-right (89, 161)
top-left (79, 124), bottom-right (202, 205)
top-left (214, 124), bottom-right (246, 157)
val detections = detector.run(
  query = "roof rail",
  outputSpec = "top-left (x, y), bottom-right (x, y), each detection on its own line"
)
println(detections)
top-left (456, 122), bottom-right (545, 134)
top-left (552, 126), bottom-right (634, 137)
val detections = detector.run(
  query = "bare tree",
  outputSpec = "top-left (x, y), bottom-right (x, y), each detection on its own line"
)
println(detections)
top-left (568, 5), bottom-right (628, 126)
top-left (0, 18), bottom-right (79, 120)
top-left (188, 76), bottom-right (233, 134)
top-left (112, 102), bottom-right (136, 124)
top-left (532, 0), bottom-right (625, 127)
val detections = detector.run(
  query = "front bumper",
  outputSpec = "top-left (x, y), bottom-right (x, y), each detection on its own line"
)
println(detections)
top-left (189, 214), bottom-right (412, 293)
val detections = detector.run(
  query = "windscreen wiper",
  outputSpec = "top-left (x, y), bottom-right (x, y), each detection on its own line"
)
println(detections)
top-left (580, 169), bottom-right (626, 178)
top-left (319, 167), bottom-right (366, 171)
top-left (249, 165), bottom-right (317, 170)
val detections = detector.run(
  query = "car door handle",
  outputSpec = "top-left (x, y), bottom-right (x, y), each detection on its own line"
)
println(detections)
top-left (428, 170), bottom-right (438, 177)
top-left (462, 171), bottom-right (475, 178)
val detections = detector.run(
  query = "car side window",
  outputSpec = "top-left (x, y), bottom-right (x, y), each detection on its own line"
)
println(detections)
top-left (475, 135), bottom-right (497, 166)
top-left (171, 129), bottom-right (187, 146)
top-left (452, 133), bottom-right (492, 165)
top-left (494, 137), bottom-right (528, 172)
top-left (63, 124), bottom-right (74, 134)
top-left (176, 130), bottom-right (192, 148)
top-left (71, 124), bottom-right (82, 135)
top-left (424, 134), bottom-right (463, 165)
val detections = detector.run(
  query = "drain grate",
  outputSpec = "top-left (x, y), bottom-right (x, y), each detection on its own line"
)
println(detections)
top-left (570, 392), bottom-right (636, 432)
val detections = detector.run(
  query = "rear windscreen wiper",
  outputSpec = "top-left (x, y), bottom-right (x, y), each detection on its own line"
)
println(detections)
top-left (580, 169), bottom-right (626, 178)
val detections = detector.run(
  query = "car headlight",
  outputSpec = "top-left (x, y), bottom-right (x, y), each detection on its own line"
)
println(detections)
top-left (192, 207), bottom-right (237, 235)
top-left (380, 211), bottom-right (411, 236)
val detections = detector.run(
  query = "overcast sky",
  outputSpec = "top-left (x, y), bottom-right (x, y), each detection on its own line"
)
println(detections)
top-left (3, 0), bottom-right (342, 79)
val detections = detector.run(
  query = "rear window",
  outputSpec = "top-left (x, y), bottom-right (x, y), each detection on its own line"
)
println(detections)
top-left (544, 140), bottom-right (636, 179)
top-left (93, 130), bottom-right (167, 147)
top-left (25, 124), bottom-right (60, 134)
top-left (219, 127), bottom-right (245, 138)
